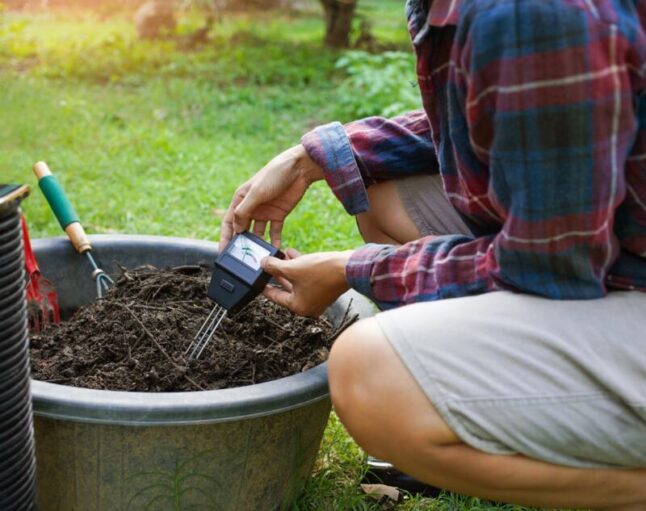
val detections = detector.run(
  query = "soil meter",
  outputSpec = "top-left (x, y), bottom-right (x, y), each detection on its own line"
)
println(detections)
top-left (187, 232), bottom-right (284, 359)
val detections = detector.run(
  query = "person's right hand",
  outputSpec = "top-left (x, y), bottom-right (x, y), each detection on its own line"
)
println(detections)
top-left (219, 144), bottom-right (323, 251)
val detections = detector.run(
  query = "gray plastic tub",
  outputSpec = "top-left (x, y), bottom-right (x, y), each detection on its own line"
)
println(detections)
top-left (30, 235), bottom-right (374, 511)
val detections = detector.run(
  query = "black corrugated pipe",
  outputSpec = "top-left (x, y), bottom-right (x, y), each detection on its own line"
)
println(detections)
top-left (0, 184), bottom-right (36, 510)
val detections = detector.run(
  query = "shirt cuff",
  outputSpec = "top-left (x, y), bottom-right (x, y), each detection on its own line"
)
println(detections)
top-left (301, 121), bottom-right (369, 216)
top-left (345, 243), bottom-right (394, 308)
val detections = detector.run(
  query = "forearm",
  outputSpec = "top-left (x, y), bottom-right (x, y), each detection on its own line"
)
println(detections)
top-left (289, 144), bottom-right (324, 185)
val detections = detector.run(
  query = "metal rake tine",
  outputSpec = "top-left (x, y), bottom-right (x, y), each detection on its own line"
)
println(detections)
top-left (94, 270), bottom-right (114, 298)
top-left (87, 251), bottom-right (113, 298)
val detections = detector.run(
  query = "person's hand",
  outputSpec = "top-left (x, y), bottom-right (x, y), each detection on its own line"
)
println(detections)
top-left (219, 144), bottom-right (323, 251)
top-left (261, 248), bottom-right (352, 317)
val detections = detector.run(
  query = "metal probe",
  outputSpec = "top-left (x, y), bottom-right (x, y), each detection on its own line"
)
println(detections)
top-left (186, 304), bottom-right (227, 359)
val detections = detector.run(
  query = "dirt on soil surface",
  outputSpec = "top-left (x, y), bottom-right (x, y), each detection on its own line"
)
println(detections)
top-left (30, 265), bottom-right (355, 392)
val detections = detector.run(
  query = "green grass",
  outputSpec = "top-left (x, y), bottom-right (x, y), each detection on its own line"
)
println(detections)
top-left (1, 4), bottom-right (571, 510)
top-left (1, 73), bottom-right (361, 249)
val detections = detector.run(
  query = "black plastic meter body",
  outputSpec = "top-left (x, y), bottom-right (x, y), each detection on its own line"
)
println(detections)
top-left (207, 231), bottom-right (284, 314)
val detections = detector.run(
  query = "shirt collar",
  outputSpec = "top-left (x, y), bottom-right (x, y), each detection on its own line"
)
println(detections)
top-left (428, 0), bottom-right (460, 26)
top-left (409, 0), bottom-right (460, 47)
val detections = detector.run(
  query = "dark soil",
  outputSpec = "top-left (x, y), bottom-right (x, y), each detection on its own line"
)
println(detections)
top-left (30, 265), bottom-right (355, 392)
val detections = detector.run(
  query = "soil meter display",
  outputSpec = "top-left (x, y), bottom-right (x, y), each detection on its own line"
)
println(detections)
top-left (187, 232), bottom-right (284, 359)
top-left (226, 234), bottom-right (271, 271)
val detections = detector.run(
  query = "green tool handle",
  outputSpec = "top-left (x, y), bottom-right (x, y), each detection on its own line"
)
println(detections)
top-left (33, 161), bottom-right (92, 254)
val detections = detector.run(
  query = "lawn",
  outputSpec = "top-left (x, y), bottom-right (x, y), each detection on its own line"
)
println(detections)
top-left (1, 2), bottom-right (569, 509)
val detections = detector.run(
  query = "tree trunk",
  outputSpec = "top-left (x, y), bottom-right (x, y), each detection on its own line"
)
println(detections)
top-left (226, 0), bottom-right (292, 8)
top-left (319, 0), bottom-right (358, 49)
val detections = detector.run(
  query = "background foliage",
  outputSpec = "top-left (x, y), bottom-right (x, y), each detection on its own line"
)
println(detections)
top-left (335, 50), bottom-right (418, 118)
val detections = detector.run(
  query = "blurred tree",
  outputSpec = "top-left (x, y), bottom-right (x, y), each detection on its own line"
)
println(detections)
top-left (183, 0), bottom-right (359, 48)
top-left (134, 0), bottom-right (176, 39)
top-left (181, 0), bottom-right (296, 15)
top-left (239, 0), bottom-right (292, 6)
top-left (12, 0), bottom-right (132, 9)
top-left (2, 0), bottom-right (28, 8)
top-left (319, 0), bottom-right (358, 48)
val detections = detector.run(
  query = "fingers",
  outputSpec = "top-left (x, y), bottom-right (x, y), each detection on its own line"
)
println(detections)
top-left (272, 275), bottom-right (293, 292)
top-left (261, 256), bottom-right (285, 278)
top-left (219, 203), bottom-right (238, 251)
top-left (285, 248), bottom-right (301, 259)
top-left (233, 204), bottom-right (252, 235)
top-left (262, 252), bottom-right (294, 290)
top-left (220, 184), bottom-right (249, 250)
top-left (219, 217), bottom-right (233, 252)
top-left (252, 220), bottom-right (267, 238)
top-left (233, 185), bottom-right (264, 234)
top-left (262, 285), bottom-right (292, 310)
top-left (269, 220), bottom-right (283, 248)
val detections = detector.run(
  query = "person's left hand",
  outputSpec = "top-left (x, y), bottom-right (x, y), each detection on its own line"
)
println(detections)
top-left (261, 248), bottom-right (352, 317)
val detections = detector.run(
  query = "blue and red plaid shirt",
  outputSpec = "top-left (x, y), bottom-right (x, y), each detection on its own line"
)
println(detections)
top-left (302, 0), bottom-right (646, 310)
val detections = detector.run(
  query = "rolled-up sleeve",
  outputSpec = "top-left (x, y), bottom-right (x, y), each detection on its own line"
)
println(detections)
top-left (301, 110), bottom-right (438, 215)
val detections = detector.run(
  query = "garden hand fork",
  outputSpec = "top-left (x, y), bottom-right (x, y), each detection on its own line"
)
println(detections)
top-left (33, 161), bottom-right (114, 298)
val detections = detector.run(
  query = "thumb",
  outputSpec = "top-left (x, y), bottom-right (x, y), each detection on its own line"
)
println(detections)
top-left (261, 256), bottom-right (286, 277)
top-left (285, 248), bottom-right (301, 260)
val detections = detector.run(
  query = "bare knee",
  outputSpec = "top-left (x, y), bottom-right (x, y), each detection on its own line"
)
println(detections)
top-left (356, 212), bottom-right (391, 244)
top-left (328, 320), bottom-right (391, 457)
top-left (328, 318), bottom-right (457, 460)
top-left (328, 320), bottom-right (372, 426)
top-left (355, 181), bottom-right (421, 244)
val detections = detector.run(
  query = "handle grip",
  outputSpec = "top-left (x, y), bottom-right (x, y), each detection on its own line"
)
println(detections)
top-left (32, 161), bottom-right (92, 254)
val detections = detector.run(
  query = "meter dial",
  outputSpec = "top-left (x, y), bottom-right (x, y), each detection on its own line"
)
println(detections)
top-left (226, 234), bottom-right (271, 271)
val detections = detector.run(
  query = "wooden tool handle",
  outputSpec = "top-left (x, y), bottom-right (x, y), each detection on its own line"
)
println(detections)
top-left (33, 161), bottom-right (53, 179)
top-left (32, 161), bottom-right (92, 254)
top-left (63, 223), bottom-right (92, 254)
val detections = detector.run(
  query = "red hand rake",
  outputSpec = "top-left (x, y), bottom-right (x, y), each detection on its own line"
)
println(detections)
top-left (22, 215), bottom-right (60, 332)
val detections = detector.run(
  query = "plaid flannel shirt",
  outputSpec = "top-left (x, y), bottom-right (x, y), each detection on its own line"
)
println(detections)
top-left (302, 0), bottom-right (646, 310)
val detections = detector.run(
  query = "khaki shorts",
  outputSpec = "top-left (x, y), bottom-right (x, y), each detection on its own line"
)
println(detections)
top-left (385, 175), bottom-right (646, 468)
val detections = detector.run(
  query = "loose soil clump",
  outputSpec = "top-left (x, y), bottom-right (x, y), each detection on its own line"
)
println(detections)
top-left (30, 265), bottom-right (355, 392)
